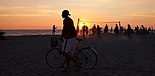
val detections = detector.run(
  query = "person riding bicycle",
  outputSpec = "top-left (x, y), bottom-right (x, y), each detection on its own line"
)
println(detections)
top-left (60, 10), bottom-right (79, 72)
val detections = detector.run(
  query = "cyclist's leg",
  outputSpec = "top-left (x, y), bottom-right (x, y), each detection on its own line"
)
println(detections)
top-left (63, 53), bottom-right (80, 71)
top-left (61, 39), bottom-right (72, 71)
top-left (65, 38), bottom-right (80, 65)
top-left (61, 38), bottom-right (80, 71)
top-left (62, 53), bottom-right (70, 70)
top-left (64, 53), bottom-right (79, 65)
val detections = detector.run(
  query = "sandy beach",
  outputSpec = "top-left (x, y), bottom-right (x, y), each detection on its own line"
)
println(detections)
top-left (0, 34), bottom-right (155, 76)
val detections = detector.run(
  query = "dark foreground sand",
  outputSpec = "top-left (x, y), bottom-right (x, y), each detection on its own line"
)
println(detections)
top-left (0, 34), bottom-right (155, 76)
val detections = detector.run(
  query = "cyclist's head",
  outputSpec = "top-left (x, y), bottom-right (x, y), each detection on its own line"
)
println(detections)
top-left (62, 10), bottom-right (71, 18)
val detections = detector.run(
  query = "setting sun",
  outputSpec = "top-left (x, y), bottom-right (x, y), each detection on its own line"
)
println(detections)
top-left (78, 20), bottom-right (91, 30)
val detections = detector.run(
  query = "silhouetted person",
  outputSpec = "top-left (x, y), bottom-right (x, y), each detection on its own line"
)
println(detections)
top-left (82, 23), bottom-right (86, 36)
top-left (151, 27), bottom-right (154, 34)
top-left (60, 10), bottom-right (79, 72)
top-left (76, 18), bottom-right (80, 34)
top-left (86, 26), bottom-right (89, 35)
top-left (104, 24), bottom-right (108, 33)
top-left (114, 24), bottom-right (119, 35)
top-left (135, 25), bottom-right (140, 34)
top-left (147, 27), bottom-right (151, 35)
top-left (120, 26), bottom-right (123, 34)
top-left (92, 24), bottom-right (97, 36)
top-left (110, 27), bottom-right (113, 33)
top-left (126, 24), bottom-right (132, 37)
top-left (97, 25), bottom-right (102, 36)
top-left (52, 25), bottom-right (57, 35)
top-left (141, 25), bottom-right (146, 36)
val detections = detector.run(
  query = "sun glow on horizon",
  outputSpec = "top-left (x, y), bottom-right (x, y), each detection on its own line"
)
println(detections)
top-left (78, 21), bottom-right (91, 30)
top-left (0, 0), bottom-right (155, 30)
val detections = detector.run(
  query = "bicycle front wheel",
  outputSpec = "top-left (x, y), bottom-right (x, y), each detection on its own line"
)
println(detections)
top-left (77, 47), bottom-right (97, 69)
top-left (45, 48), bottom-right (65, 68)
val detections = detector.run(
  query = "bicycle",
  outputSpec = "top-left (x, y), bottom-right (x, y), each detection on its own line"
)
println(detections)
top-left (45, 37), bottom-right (98, 69)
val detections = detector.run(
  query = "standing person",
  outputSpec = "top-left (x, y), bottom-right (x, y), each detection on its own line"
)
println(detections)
top-left (120, 26), bottom-right (123, 34)
top-left (82, 23), bottom-right (86, 36)
top-left (114, 24), bottom-right (119, 35)
top-left (126, 24), bottom-right (132, 37)
top-left (104, 24), bottom-right (108, 33)
top-left (52, 25), bottom-right (57, 35)
top-left (60, 10), bottom-right (79, 72)
top-left (110, 27), bottom-right (113, 33)
top-left (85, 26), bottom-right (89, 35)
top-left (97, 25), bottom-right (102, 36)
top-left (92, 24), bottom-right (97, 36)
top-left (147, 27), bottom-right (151, 35)
top-left (141, 25), bottom-right (146, 36)
top-left (135, 25), bottom-right (140, 34)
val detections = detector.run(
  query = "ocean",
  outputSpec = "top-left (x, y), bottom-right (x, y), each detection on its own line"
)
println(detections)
top-left (2, 30), bottom-right (62, 36)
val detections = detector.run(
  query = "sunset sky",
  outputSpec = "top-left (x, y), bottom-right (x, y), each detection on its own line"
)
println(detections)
top-left (0, 0), bottom-right (155, 30)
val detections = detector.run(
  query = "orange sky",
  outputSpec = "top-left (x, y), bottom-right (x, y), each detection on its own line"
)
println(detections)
top-left (0, 0), bottom-right (155, 30)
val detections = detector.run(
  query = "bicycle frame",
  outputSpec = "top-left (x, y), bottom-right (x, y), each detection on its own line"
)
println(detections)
top-left (73, 39), bottom-right (81, 56)
top-left (59, 38), bottom-right (82, 67)
top-left (46, 37), bottom-right (98, 69)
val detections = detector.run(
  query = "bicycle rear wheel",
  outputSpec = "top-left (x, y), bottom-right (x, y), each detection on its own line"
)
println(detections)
top-left (45, 48), bottom-right (65, 68)
top-left (77, 47), bottom-right (97, 69)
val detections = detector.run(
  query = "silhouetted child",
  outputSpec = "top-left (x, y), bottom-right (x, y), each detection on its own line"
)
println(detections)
top-left (52, 25), bottom-right (57, 35)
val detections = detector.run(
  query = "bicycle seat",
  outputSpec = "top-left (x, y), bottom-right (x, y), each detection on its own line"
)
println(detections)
top-left (75, 38), bottom-right (83, 41)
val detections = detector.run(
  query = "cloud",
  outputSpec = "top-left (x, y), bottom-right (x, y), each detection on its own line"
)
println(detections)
top-left (0, 5), bottom-right (58, 16)
top-left (129, 11), bottom-right (155, 17)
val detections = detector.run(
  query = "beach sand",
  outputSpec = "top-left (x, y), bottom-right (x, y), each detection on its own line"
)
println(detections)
top-left (0, 34), bottom-right (155, 76)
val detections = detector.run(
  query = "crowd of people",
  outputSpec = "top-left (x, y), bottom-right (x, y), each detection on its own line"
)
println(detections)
top-left (112, 24), bottom-right (154, 37)
top-left (81, 23), bottom-right (154, 37)
top-left (52, 23), bottom-right (154, 37)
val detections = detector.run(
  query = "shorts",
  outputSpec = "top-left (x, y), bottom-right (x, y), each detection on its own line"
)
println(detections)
top-left (61, 38), bottom-right (75, 53)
